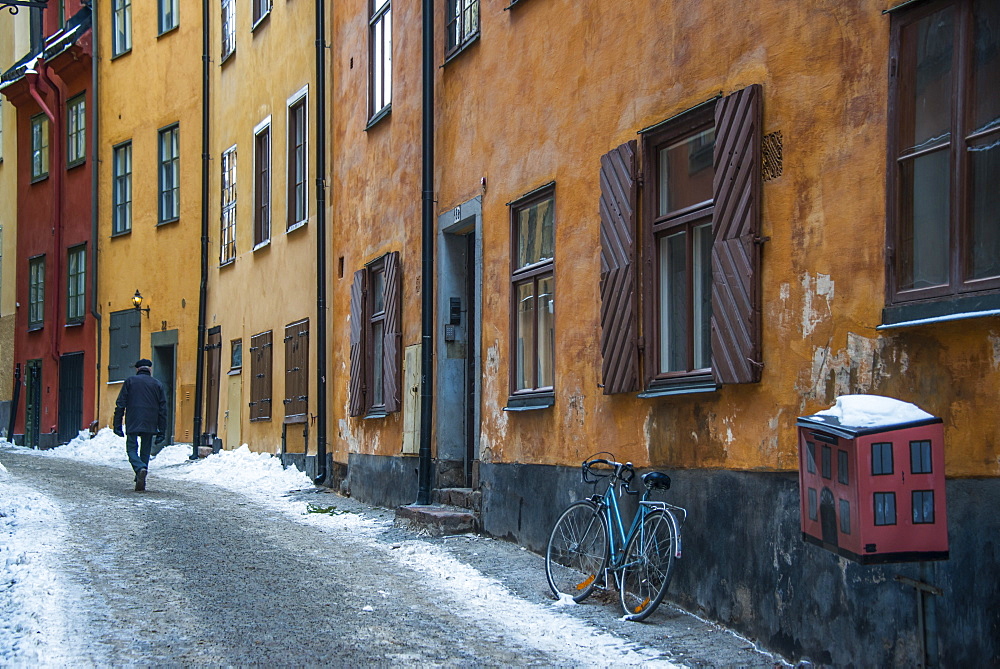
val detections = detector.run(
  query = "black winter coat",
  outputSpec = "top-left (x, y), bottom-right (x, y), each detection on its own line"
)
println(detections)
top-left (113, 369), bottom-right (168, 435)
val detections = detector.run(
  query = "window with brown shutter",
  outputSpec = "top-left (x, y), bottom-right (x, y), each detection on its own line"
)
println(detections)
top-left (633, 86), bottom-right (763, 396)
top-left (249, 330), bottom-right (272, 421)
top-left (284, 319), bottom-right (309, 420)
top-left (348, 253), bottom-right (402, 417)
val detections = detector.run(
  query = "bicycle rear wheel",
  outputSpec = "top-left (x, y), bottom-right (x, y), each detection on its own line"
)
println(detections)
top-left (619, 510), bottom-right (677, 621)
top-left (545, 500), bottom-right (609, 602)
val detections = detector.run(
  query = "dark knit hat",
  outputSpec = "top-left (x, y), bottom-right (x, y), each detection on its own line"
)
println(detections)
top-left (135, 359), bottom-right (153, 368)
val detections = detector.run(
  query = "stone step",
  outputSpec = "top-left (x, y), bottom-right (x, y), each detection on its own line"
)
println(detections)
top-left (395, 504), bottom-right (477, 537)
top-left (432, 487), bottom-right (481, 512)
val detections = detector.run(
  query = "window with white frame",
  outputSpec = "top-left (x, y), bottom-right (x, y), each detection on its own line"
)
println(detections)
top-left (287, 89), bottom-right (308, 229)
top-left (370, 0), bottom-right (391, 120)
top-left (112, 0), bottom-right (132, 57)
top-left (29, 255), bottom-right (45, 329)
top-left (67, 94), bottom-right (86, 167)
top-left (252, 0), bottom-right (271, 28)
top-left (221, 0), bottom-right (236, 60)
top-left (159, 124), bottom-right (180, 223)
top-left (254, 118), bottom-right (271, 247)
top-left (159, 0), bottom-right (179, 34)
top-left (0, 101), bottom-right (4, 162)
top-left (112, 141), bottom-right (132, 235)
top-left (221, 145), bottom-right (237, 264)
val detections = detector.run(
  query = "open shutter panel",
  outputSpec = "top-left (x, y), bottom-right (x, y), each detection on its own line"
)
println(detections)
top-left (262, 331), bottom-right (273, 419)
top-left (348, 269), bottom-right (367, 417)
top-left (711, 84), bottom-right (763, 384)
top-left (284, 322), bottom-right (297, 416)
top-left (382, 251), bottom-right (402, 414)
top-left (599, 140), bottom-right (640, 394)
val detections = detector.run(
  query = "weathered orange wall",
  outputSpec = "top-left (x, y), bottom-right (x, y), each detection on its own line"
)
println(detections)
top-left (331, 0), bottom-right (1000, 479)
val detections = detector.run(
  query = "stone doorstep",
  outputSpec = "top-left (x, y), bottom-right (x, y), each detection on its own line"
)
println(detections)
top-left (432, 487), bottom-right (482, 512)
top-left (395, 504), bottom-right (477, 537)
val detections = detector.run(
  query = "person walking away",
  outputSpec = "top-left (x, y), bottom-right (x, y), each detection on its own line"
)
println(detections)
top-left (113, 359), bottom-right (168, 491)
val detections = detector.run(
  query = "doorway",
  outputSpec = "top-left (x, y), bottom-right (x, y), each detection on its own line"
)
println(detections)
top-left (58, 352), bottom-right (84, 443)
top-left (437, 198), bottom-right (482, 489)
top-left (152, 334), bottom-right (177, 448)
top-left (205, 327), bottom-right (222, 438)
top-left (24, 359), bottom-right (41, 449)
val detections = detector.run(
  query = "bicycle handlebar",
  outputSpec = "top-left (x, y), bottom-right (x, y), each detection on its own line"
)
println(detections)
top-left (582, 457), bottom-right (638, 494)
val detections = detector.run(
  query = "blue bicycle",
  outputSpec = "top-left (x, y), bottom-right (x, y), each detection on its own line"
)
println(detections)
top-left (545, 454), bottom-right (687, 621)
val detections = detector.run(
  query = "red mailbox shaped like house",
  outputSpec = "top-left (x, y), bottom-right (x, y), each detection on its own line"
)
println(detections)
top-left (796, 396), bottom-right (948, 564)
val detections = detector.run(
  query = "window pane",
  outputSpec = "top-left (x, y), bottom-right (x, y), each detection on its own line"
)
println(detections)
top-left (900, 7), bottom-right (954, 154)
top-left (659, 231), bottom-right (688, 373)
top-left (515, 281), bottom-right (535, 391)
top-left (373, 19), bottom-right (383, 111)
top-left (372, 270), bottom-right (384, 313)
top-left (231, 340), bottom-right (242, 368)
top-left (839, 499), bottom-right (851, 534)
top-left (898, 149), bottom-right (950, 289)
top-left (536, 274), bottom-right (554, 388)
top-left (806, 442), bottom-right (816, 474)
top-left (971, 0), bottom-right (1000, 134)
top-left (659, 128), bottom-right (715, 216)
top-left (383, 12), bottom-right (392, 108)
top-left (968, 137), bottom-right (1000, 280)
top-left (372, 321), bottom-right (384, 406)
top-left (517, 197), bottom-right (554, 268)
top-left (693, 222), bottom-right (712, 369)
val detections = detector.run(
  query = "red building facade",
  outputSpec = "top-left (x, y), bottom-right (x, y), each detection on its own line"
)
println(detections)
top-left (1, 3), bottom-right (94, 447)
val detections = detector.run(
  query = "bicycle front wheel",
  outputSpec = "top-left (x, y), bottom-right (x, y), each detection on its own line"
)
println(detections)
top-left (619, 510), bottom-right (677, 621)
top-left (545, 500), bottom-right (609, 602)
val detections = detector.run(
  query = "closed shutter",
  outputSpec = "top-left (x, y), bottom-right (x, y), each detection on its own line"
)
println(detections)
top-left (284, 319), bottom-right (308, 418)
top-left (599, 140), bottom-right (639, 394)
top-left (249, 333), bottom-right (261, 420)
top-left (382, 252), bottom-right (402, 413)
top-left (260, 330), bottom-right (273, 420)
top-left (348, 269), bottom-right (366, 417)
top-left (108, 309), bottom-right (140, 382)
top-left (711, 84), bottom-right (763, 384)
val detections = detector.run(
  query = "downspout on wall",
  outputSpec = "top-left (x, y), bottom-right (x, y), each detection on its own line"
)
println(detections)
top-left (416, 0), bottom-right (434, 505)
top-left (312, 0), bottom-right (328, 485)
top-left (192, 0), bottom-right (210, 459)
top-left (89, 0), bottom-right (102, 422)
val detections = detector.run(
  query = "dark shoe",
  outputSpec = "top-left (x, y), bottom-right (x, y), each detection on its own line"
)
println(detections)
top-left (135, 468), bottom-right (147, 492)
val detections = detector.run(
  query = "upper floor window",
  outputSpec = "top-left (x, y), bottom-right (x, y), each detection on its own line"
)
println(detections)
top-left (112, 140), bottom-right (133, 235)
top-left (230, 338), bottom-right (242, 370)
top-left (370, 0), bottom-right (392, 120)
top-left (221, 0), bottom-right (236, 60)
top-left (288, 91), bottom-right (308, 229)
top-left (0, 102), bottom-right (5, 162)
top-left (252, 0), bottom-right (272, 29)
top-left (887, 0), bottom-right (1000, 317)
top-left (254, 118), bottom-right (271, 247)
top-left (445, 0), bottom-right (479, 59)
top-left (30, 114), bottom-right (48, 181)
top-left (510, 186), bottom-right (555, 400)
top-left (159, 0), bottom-right (179, 34)
top-left (159, 124), bottom-right (180, 223)
top-left (112, 0), bottom-right (132, 57)
top-left (67, 94), bottom-right (86, 167)
top-left (67, 244), bottom-right (86, 323)
top-left (28, 255), bottom-right (45, 329)
top-left (598, 86), bottom-right (763, 396)
top-left (220, 145), bottom-right (237, 265)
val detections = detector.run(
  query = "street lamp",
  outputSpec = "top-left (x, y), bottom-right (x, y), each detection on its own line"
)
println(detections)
top-left (132, 290), bottom-right (151, 317)
top-left (1, 1), bottom-right (49, 15)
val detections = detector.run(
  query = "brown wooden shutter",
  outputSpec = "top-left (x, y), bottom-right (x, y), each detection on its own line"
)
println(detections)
top-left (349, 269), bottom-right (367, 417)
top-left (599, 140), bottom-right (640, 394)
top-left (382, 251), bottom-right (402, 413)
top-left (249, 332), bottom-right (263, 421)
top-left (711, 84), bottom-right (763, 384)
top-left (261, 330), bottom-right (273, 419)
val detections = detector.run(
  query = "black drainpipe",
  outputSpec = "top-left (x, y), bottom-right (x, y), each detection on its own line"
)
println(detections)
top-left (88, 0), bottom-right (101, 420)
top-left (416, 0), bottom-right (434, 505)
top-left (192, 0), bottom-right (210, 459)
top-left (312, 0), bottom-right (328, 485)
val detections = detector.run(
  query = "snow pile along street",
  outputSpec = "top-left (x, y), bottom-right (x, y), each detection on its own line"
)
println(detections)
top-left (1, 430), bottom-right (681, 667)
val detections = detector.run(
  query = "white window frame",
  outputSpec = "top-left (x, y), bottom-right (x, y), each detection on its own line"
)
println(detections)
top-left (286, 85), bottom-right (309, 232)
top-left (220, 144), bottom-right (237, 265)
top-left (221, 0), bottom-right (236, 61)
top-left (158, 0), bottom-right (179, 34)
top-left (252, 0), bottom-right (272, 30)
top-left (112, 0), bottom-right (132, 57)
top-left (158, 124), bottom-right (181, 223)
top-left (112, 140), bottom-right (133, 235)
top-left (369, 0), bottom-right (392, 120)
top-left (30, 113), bottom-right (49, 181)
top-left (67, 94), bottom-right (86, 167)
top-left (253, 115), bottom-right (272, 250)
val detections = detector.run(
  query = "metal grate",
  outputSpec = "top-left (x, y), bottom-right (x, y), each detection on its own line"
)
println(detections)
top-left (762, 130), bottom-right (783, 181)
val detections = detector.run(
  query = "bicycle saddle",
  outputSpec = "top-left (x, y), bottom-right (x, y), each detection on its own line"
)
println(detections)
top-left (642, 471), bottom-right (671, 490)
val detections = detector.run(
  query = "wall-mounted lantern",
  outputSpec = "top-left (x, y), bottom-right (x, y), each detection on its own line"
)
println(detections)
top-left (132, 290), bottom-right (151, 317)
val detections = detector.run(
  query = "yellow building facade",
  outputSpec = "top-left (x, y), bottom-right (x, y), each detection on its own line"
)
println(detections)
top-left (203, 0), bottom-right (319, 461)
top-left (95, 0), bottom-right (202, 442)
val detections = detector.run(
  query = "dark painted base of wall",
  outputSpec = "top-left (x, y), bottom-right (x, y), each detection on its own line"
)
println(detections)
top-left (478, 462), bottom-right (1000, 666)
top-left (279, 453), bottom-right (341, 488)
top-left (346, 452), bottom-right (419, 509)
top-left (6, 432), bottom-right (60, 449)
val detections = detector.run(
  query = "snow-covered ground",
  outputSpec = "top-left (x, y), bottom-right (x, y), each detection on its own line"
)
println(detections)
top-left (1, 430), bottom-right (678, 666)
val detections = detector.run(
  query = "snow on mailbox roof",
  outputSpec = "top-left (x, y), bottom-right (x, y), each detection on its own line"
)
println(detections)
top-left (798, 395), bottom-right (939, 437)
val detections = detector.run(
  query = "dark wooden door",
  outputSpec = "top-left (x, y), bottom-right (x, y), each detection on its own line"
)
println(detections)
top-left (24, 359), bottom-right (42, 448)
top-left (206, 327), bottom-right (222, 435)
top-left (58, 352), bottom-right (85, 443)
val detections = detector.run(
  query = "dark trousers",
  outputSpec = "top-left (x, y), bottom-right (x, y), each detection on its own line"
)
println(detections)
top-left (126, 432), bottom-right (156, 477)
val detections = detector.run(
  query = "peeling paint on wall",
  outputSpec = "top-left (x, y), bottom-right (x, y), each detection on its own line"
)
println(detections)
top-left (803, 332), bottom-right (884, 405)
top-left (990, 333), bottom-right (1000, 370)
top-left (480, 342), bottom-right (507, 464)
top-left (801, 272), bottom-right (835, 337)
